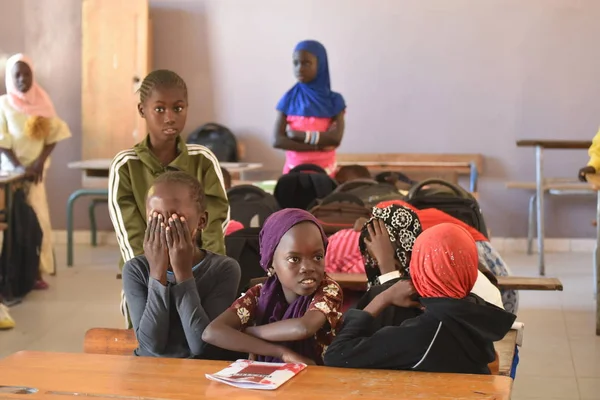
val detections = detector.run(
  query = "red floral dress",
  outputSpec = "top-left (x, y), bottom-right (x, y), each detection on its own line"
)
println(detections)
top-left (229, 276), bottom-right (343, 361)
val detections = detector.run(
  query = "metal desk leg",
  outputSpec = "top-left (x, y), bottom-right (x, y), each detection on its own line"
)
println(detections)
top-left (527, 194), bottom-right (536, 255)
top-left (535, 145), bottom-right (545, 275)
top-left (594, 191), bottom-right (600, 336)
top-left (66, 189), bottom-right (109, 267)
top-left (469, 162), bottom-right (478, 194)
top-left (89, 198), bottom-right (109, 247)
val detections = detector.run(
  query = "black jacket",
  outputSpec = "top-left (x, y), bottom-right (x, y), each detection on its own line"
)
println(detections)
top-left (0, 188), bottom-right (42, 301)
top-left (354, 278), bottom-right (423, 329)
top-left (324, 294), bottom-right (515, 374)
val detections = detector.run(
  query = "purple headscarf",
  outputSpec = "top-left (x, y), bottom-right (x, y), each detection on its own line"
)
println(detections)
top-left (256, 208), bottom-right (328, 364)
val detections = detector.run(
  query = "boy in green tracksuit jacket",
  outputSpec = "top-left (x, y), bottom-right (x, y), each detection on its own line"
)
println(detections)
top-left (109, 70), bottom-right (229, 326)
top-left (109, 70), bottom-right (229, 267)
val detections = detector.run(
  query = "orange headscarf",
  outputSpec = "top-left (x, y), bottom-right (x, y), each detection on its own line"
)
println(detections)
top-left (409, 223), bottom-right (478, 298)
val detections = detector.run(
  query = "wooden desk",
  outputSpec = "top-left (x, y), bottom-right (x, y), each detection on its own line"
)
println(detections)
top-left (328, 272), bottom-right (563, 292)
top-left (64, 160), bottom-right (263, 266)
top-left (0, 351), bottom-right (513, 400)
top-left (494, 330), bottom-right (517, 377)
top-left (516, 140), bottom-right (592, 275)
top-left (68, 159), bottom-right (264, 188)
top-left (337, 153), bottom-right (483, 193)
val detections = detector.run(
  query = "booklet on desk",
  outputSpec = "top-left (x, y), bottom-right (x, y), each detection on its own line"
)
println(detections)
top-left (205, 359), bottom-right (307, 390)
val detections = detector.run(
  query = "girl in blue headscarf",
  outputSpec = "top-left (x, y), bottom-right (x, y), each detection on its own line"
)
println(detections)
top-left (273, 40), bottom-right (346, 176)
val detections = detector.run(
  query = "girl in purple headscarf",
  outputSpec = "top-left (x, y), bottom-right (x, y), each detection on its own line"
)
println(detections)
top-left (203, 209), bottom-right (343, 365)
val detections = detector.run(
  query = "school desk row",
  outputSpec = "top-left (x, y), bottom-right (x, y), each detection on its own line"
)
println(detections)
top-left (0, 350), bottom-right (513, 400)
top-left (64, 152), bottom-right (482, 266)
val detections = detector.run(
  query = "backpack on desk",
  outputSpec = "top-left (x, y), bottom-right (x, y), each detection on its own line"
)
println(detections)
top-left (186, 123), bottom-right (239, 162)
top-left (225, 228), bottom-right (264, 294)
top-left (406, 179), bottom-right (489, 239)
top-left (310, 193), bottom-right (372, 234)
top-left (274, 164), bottom-right (337, 210)
top-left (334, 179), bottom-right (406, 208)
top-left (228, 185), bottom-right (279, 228)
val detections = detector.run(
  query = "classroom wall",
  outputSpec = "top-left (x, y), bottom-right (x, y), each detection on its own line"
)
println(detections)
top-left (0, 1), bottom-right (25, 91)
top-left (0, 0), bottom-right (599, 239)
top-left (0, 0), bottom-right (84, 232)
top-left (151, 0), bottom-right (600, 238)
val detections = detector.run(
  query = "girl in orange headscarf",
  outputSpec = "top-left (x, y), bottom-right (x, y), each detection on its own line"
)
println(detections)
top-left (325, 223), bottom-right (515, 374)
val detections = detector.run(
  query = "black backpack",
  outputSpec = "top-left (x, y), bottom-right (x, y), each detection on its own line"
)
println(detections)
top-left (406, 179), bottom-right (489, 239)
top-left (0, 188), bottom-right (42, 301)
top-left (334, 179), bottom-right (405, 208)
top-left (274, 164), bottom-right (337, 210)
top-left (227, 185), bottom-right (279, 228)
top-left (225, 228), bottom-right (264, 294)
top-left (374, 171), bottom-right (417, 191)
top-left (186, 123), bottom-right (239, 162)
top-left (310, 193), bottom-right (372, 234)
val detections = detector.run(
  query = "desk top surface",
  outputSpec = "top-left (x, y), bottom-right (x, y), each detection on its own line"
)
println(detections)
top-left (0, 171), bottom-right (26, 184)
top-left (67, 159), bottom-right (263, 172)
top-left (328, 273), bottom-right (562, 291)
top-left (516, 139), bottom-right (591, 149)
top-left (586, 174), bottom-right (600, 188)
top-left (0, 351), bottom-right (512, 400)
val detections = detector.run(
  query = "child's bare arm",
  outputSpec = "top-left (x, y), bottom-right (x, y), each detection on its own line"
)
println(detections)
top-left (273, 112), bottom-right (322, 152)
top-left (245, 310), bottom-right (327, 341)
top-left (316, 112), bottom-right (345, 148)
top-left (202, 310), bottom-right (304, 361)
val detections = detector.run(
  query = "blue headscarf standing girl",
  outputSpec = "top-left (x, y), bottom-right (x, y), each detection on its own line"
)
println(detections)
top-left (272, 40), bottom-right (346, 177)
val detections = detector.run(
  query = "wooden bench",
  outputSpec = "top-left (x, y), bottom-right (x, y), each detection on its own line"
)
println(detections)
top-left (496, 276), bottom-right (563, 291)
top-left (83, 327), bottom-right (504, 375)
top-left (324, 273), bottom-right (564, 292)
top-left (494, 330), bottom-right (518, 377)
top-left (337, 153), bottom-right (483, 194)
top-left (84, 328), bottom-right (137, 356)
top-left (250, 274), bottom-right (562, 292)
top-left (84, 329), bottom-right (507, 376)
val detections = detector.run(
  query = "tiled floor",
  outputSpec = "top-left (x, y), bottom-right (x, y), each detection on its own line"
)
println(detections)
top-left (1, 244), bottom-right (599, 399)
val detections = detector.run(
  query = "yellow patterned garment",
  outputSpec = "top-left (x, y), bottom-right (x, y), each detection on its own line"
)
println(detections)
top-left (0, 94), bottom-right (71, 275)
top-left (0, 95), bottom-right (71, 167)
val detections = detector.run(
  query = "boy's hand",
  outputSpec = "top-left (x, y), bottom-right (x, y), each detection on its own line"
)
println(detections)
top-left (364, 219), bottom-right (397, 275)
top-left (579, 166), bottom-right (596, 182)
top-left (383, 280), bottom-right (421, 309)
top-left (166, 213), bottom-right (194, 283)
top-left (144, 213), bottom-right (169, 285)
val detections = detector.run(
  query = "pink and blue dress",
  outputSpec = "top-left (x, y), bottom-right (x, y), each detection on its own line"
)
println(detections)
top-left (276, 40), bottom-right (346, 176)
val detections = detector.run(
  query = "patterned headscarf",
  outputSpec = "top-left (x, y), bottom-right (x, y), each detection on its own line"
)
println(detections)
top-left (410, 223), bottom-right (478, 298)
top-left (359, 204), bottom-right (422, 285)
top-left (256, 208), bottom-right (328, 363)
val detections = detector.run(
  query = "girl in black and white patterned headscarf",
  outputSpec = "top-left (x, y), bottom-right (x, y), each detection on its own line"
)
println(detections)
top-left (359, 204), bottom-right (422, 286)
